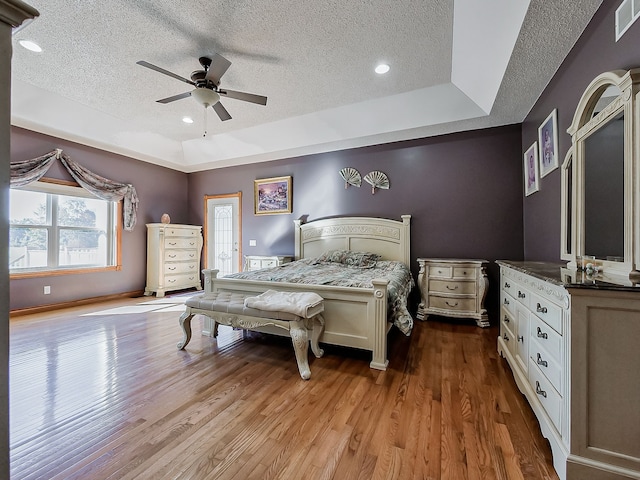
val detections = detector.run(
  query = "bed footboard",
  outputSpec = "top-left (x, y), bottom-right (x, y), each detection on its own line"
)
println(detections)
top-left (198, 269), bottom-right (390, 370)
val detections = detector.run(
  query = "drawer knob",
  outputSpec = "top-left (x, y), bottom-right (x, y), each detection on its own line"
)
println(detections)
top-left (536, 303), bottom-right (548, 314)
top-left (535, 381), bottom-right (547, 398)
top-left (445, 301), bottom-right (458, 307)
top-left (168, 254), bottom-right (176, 258)
top-left (518, 291), bottom-right (526, 299)
top-left (446, 285), bottom-right (458, 290)
top-left (504, 282), bottom-right (510, 288)
top-left (536, 327), bottom-right (548, 339)
top-left (503, 315), bottom-right (510, 323)
top-left (168, 266), bottom-right (176, 270)
top-left (169, 242), bottom-right (177, 246)
top-left (503, 333), bottom-right (509, 342)
top-left (517, 335), bottom-right (524, 342)
top-left (504, 299), bottom-right (510, 305)
top-left (537, 353), bottom-right (548, 368)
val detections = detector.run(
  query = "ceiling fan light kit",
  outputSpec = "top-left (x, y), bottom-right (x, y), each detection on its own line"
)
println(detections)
top-left (191, 88), bottom-right (220, 107)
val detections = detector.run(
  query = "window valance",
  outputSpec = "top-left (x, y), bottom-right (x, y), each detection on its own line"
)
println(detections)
top-left (10, 149), bottom-right (139, 231)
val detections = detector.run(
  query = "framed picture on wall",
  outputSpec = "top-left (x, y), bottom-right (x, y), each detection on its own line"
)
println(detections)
top-left (524, 142), bottom-right (540, 196)
top-left (538, 109), bottom-right (559, 177)
top-left (254, 176), bottom-right (292, 215)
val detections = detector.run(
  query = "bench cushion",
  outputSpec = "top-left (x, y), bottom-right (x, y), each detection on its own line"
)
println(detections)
top-left (186, 292), bottom-right (303, 322)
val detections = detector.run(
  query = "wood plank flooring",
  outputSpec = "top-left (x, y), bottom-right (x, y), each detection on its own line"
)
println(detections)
top-left (9, 295), bottom-right (559, 479)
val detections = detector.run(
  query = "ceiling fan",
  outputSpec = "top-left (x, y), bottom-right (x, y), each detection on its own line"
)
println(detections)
top-left (136, 53), bottom-right (267, 122)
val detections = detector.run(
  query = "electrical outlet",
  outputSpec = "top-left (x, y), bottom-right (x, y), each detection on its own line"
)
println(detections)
top-left (249, 240), bottom-right (257, 247)
top-left (43, 286), bottom-right (51, 295)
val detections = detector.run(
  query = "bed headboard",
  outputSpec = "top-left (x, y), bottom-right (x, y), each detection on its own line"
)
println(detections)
top-left (294, 215), bottom-right (411, 266)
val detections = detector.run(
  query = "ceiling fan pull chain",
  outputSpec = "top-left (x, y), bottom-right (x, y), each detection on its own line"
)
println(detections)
top-left (203, 107), bottom-right (207, 138)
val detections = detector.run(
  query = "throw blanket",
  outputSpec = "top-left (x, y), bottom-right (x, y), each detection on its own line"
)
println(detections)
top-left (244, 290), bottom-right (324, 318)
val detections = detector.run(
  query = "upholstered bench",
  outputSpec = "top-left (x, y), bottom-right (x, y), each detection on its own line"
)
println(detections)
top-left (177, 291), bottom-right (325, 380)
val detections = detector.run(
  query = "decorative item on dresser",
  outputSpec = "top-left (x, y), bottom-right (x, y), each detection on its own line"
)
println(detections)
top-left (497, 261), bottom-right (640, 480)
top-left (416, 258), bottom-right (489, 327)
top-left (145, 223), bottom-right (203, 297)
top-left (244, 255), bottom-right (293, 272)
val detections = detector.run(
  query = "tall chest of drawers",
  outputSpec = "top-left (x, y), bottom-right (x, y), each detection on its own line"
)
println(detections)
top-left (145, 223), bottom-right (203, 298)
top-left (416, 258), bottom-right (489, 327)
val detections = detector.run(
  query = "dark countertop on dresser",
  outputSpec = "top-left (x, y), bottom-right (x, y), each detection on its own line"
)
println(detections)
top-left (496, 260), bottom-right (640, 292)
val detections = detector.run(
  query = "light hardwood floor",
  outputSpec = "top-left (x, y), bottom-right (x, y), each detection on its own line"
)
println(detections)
top-left (9, 295), bottom-right (558, 480)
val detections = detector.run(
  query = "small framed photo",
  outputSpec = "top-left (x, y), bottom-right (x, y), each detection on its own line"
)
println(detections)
top-left (254, 176), bottom-right (292, 215)
top-left (538, 109), bottom-right (559, 178)
top-left (524, 142), bottom-right (540, 196)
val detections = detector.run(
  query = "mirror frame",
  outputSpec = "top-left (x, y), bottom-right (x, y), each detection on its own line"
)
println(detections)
top-left (560, 148), bottom-right (574, 262)
top-left (564, 68), bottom-right (640, 280)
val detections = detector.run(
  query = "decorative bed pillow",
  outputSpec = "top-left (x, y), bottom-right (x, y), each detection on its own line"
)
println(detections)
top-left (314, 250), bottom-right (381, 268)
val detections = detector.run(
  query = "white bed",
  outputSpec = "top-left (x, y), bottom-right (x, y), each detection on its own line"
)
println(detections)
top-left (199, 215), bottom-right (411, 370)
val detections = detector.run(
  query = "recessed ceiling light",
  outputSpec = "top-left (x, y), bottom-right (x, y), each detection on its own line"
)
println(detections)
top-left (18, 40), bottom-right (42, 53)
top-left (182, 116), bottom-right (194, 124)
top-left (375, 64), bottom-right (390, 75)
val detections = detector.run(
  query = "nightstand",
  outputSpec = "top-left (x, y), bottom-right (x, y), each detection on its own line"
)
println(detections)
top-left (244, 255), bottom-right (293, 271)
top-left (416, 258), bottom-right (489, 327)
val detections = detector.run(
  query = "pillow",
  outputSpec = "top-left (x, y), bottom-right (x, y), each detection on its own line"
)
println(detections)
top-left (314, 250), bottom-right (381, 268)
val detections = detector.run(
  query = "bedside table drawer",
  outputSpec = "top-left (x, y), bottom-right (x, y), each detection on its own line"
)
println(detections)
top-left (429, 265), bottom-right (453, 278)
top-left (428, 295), bottom-right (476, 312)
top-left (248, 259), bottom-right (264, 270)
top-left (429, 279), bottom-right (476, 295)
top-left (453, 267), bottom-right (476, 279)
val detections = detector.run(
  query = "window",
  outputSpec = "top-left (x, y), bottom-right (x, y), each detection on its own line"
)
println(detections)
top-left (9, 180), bottom-right (119, 275)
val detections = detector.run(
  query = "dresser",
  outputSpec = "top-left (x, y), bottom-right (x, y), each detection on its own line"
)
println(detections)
top-left (244, 255), bottom-right (293, 271)
top-left (145, 224), bottom-right (203, 297)
top-left (416, 258), bottom-right (489, 327)
top-left (497, 261), bottom-right (640, 480)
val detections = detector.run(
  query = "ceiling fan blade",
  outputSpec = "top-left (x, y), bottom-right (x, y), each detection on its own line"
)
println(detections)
top-left (205, 53), bottom-right (232, 86)
top-left (156, 91), bottom-right (192, 104)
top-left (136, 60), bottom-right (195, 86)
top-left (219, 89), bottom-right (267, 106)
top-left (212, 101), bottom-right (232, 121)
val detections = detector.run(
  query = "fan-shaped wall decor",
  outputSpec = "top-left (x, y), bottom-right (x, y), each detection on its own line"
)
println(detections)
top-left (364, 171), bottom-right (390, 194)
top-left (339, 167), bottom-right (362, 188)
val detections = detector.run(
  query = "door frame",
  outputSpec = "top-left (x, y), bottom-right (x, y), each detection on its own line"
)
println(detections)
top-left (203, 192), bottom-right (242, 273)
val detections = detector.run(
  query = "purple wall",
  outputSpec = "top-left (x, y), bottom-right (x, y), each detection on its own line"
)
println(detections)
top-left (522, 3), bottom-right (640, 260)
top-left (9, 127), bottom-right (189, 310)
top-left (189, 125), bottom-right (524, 316)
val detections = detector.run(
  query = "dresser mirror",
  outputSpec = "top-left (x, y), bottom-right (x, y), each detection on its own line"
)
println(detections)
top-left (564, 69), bottom-right (640, 279)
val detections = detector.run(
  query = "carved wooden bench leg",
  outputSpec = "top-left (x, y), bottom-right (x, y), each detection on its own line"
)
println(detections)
top-left (212, 320), bottom-right (219, 338)
top-left (289, 319), bottom-right (311, 380)
top-left (177, 308), bottom-right (194, 350)
top-left (308, 314), bottom-right (325, 359)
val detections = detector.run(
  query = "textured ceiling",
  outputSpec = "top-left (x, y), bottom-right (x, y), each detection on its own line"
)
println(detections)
top-left (11, 0), bottom-right (602, 172)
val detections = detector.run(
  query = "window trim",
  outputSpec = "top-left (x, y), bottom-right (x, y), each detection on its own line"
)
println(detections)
top-left (10, 177), bottom-right (123, 279)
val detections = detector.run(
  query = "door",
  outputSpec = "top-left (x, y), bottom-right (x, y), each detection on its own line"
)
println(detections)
top-left (204, 193), bottom-right (241, 276)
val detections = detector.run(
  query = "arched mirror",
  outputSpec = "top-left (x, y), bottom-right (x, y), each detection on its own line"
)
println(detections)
top-left (564, 69), bottom-right (640, 280)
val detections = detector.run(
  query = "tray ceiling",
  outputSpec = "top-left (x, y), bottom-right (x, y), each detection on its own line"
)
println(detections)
top-left (11, 0), bottom-right (602, 172)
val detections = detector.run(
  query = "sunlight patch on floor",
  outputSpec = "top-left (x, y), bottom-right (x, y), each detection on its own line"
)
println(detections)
top-left (81, 294), bottom-right (194, 316)
top-left (81, 305), bottom-right (168, 316)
